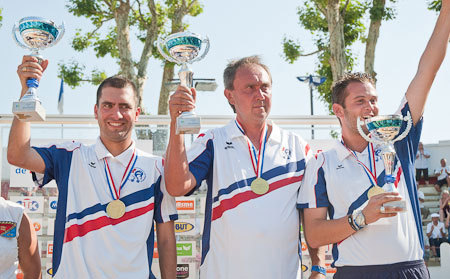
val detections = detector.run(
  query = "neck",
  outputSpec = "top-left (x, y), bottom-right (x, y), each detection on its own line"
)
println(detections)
top-left (342, 131), bottom-right (368, 153)
top-left (237, 118), bottom-right (270, 148)
top-left (100, 137), bottom-right (133, 157)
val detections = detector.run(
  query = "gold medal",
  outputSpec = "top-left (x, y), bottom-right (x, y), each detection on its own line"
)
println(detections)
top-left (106, 199), bottom-right (126, 219)
top-left (367, 185), bottom-right (385, 199)
top-left (251, 178), bottom-right (269, 195)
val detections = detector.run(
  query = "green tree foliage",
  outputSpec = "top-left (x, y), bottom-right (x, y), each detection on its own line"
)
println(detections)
top-left (0, 8), bottom-right (3, 28)
top-left (283, 0), bottom-right (397, 112)
top-left (59, 0), bottom-right (202, 113)
top-left (428, 0), bottom-right (442, 11)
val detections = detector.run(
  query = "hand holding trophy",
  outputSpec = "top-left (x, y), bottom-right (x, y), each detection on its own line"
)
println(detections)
top-left (357, 113), bottom-right (412, 212)
top-left (157, 32), bottom-right (210, 134)
top-left (12, 17), bottom-right (64, 121)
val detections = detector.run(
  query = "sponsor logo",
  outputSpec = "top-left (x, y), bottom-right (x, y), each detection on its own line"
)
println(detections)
top-left (175, 222), bottom-right (194, 233)
top-left (88, 162), bottom-right (96, 168)
top-left (336, 164), bottom-right (344, 170)
top-left (301, 241), bottom-right (307, 252)
top-left (176, 243), bottom-right (193, 257)
top-left (224, 141), bottom-right (234, 150)
top-left (17, 199), bottom-right (39, 212)
top-left (176, 264), bottom-right (189, 278)
top-left (15, 168), bottom-right (30, 174)
top-left (33, 222), bottom-right (41, 232)
top-left (197, 133), bottom-right (205, 138)
top-left (176, 200), bottom-right (195, 211)
top-left (50, 200), bottom-right (58, 210)
top-left (130, 167), bottom-right (146, 183)
top-left (301, 264), bottom-right (308, 272)
top-left (47, 268), bottom-right (53, 275)
top-left (281, 147), bottom-right (291, 159)
top-left (153, 242), bottom-right (159, 258)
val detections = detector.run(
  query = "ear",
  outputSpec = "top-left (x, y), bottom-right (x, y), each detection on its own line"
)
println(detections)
top-left (332, 103), bottom-right (344, 120)
top-left (94, 104), bottom-right (99, 120)
top-left (224, 89), bottom-right (234, 106)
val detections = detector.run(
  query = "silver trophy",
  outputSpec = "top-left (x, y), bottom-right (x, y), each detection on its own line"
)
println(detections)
top-left (157, 31), bottom-right (210, 134)
top-left (357, 113), bottom-right (412, 211)
top-left (12, 17), bottom-right (65, 121)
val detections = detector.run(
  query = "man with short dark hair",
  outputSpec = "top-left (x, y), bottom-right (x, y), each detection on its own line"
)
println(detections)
top-left (165, 55), bottom-right (325, 278)
top-left (8, 56), bottom-right (177, 278)
top-left (298, 3), bottom-right (450, 278)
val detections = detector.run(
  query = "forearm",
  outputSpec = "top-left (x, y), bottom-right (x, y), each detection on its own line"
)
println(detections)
top-left (406, 6), bottom-right (450, 123)
top-left (305, 215), bottom-right (355, 248)
top-left (8, 113), bottom-right (32, 166)
top-left (156, 222), bottom-right (176, 279)
top-left (164, 122), bottom-right (196, 196)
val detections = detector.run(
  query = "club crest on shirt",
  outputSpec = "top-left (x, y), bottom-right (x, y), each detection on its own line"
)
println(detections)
top-left (281, 147), bottom-right (291, 159)
top-left (0, 221), bottom-right (17, 238)
top-left (130, 167), bottom-right (146, 183)
top-left (374, 148), bottom-right (382, 162)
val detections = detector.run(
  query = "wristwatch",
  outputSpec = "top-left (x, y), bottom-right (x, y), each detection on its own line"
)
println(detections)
top-left (352, 210), bottom-right (367, 230)
top-left (311, 265), bottom-right (326, 276)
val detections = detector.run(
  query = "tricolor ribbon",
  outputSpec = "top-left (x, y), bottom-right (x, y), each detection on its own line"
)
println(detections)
top-left (104, 149), bottom-right (138, 200)
top-left (341, 140), bottom-right (377, 186)
top-left (235, 120), bottom-right (268, 179)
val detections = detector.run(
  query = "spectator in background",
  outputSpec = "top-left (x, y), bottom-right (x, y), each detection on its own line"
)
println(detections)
top-left (439, 190), bottom-right (450, 223)
top-left (427, 213), bottom-right (446, 258)
top-left (445, 207), bottom-right (450, 243)
top-left (415, 142), bottom-right (431, 185)
top-left (434, 158), bottom-right (450, 193)
top-left (418, 188), bottom-right (430, 219)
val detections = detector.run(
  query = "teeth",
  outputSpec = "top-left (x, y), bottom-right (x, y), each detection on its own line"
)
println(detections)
top-left (109, 123), bottom-right (122, 126)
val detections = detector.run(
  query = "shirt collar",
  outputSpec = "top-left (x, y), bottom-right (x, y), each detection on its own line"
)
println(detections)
top-left (95, 137), bottom-right (136, 166)
top-left (224, 118), bottom-right (281, 144)
top-left (334, 140), bottom-right (370, 162)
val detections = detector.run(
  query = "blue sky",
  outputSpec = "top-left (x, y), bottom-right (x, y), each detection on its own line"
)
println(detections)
top-left (1, 0), bottom-right (449, 143)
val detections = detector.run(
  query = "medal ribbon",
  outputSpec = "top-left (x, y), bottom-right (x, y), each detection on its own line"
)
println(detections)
top-left (235, 120), bottom-right (268, 178)
top-left (341, 140), bottom-right (377, 186)
top-left (104, 149), bottom-right (138, 200)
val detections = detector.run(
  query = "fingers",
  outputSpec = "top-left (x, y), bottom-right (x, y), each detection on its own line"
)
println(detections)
top-left (169, 85), bottom-right (196, 118)
top-left (17, 56), bottom-right (48, 83)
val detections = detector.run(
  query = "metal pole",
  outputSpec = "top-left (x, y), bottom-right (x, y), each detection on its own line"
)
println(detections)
top-left (309, 76), bottom-right (315, 139)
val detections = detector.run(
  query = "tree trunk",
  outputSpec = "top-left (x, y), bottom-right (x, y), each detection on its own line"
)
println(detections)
top-left (114, 1), bottom-right (135, 80)
top-left (327, 0), bottom-right (347, 81)
top-left (158, 63), bottom-right (175, 115)
top-left (365, 0), bottom-right (386, 83)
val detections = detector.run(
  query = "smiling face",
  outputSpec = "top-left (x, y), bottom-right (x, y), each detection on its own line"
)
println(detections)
top-left (333, 81), bottom-right (379, 137)
top-left (224, 64), bottom-right (272, 126)
top-left (94, 85), bottom-right (140, 147)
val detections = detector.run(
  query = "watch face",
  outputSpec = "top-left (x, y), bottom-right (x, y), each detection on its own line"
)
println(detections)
top-left (355, 212), bottom-right (365, 227)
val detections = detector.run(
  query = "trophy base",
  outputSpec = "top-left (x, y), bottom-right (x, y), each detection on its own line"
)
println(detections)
top-left (383, 199), bottom-right (407, 212)
top-left (12, 101), bottom-right (46, 122)
top-left (176, 114), bottom-right (200, 134)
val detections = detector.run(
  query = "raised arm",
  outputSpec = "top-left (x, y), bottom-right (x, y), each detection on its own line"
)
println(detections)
top-left (405, 1), bottom-right (450, 124)
top-left (7, 56), bottom-right (47, 174)
top-left (164, 85), bottom-right (198, 196)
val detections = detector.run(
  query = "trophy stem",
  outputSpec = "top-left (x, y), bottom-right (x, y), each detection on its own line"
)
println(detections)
top-left (179, 63), bottom-right (194, 88)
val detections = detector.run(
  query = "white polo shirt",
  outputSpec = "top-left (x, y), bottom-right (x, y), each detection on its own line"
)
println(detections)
top-left (436, 166), bottom-right (450, 180)
top-left (298, 99), bottom-right (424, 267)
top-left (187, 120), bottom-right (311, 279)
top-left (32, 138), bottom-right (177, 279)
top-left (426, 221), bottom-right (445, 238)
top-left (415, 150), bottom-right (430, 169)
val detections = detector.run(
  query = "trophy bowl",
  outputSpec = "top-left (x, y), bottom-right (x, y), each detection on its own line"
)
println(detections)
top-left (12, 17), bottom-right (65, 122)
top-left (365, 115), bottom-right (404, 142)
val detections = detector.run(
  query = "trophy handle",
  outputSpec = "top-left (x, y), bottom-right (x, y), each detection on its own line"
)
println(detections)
top-left (191, 35), bottom-right (210, 63)
top-left (157, 37), bottom-right (179, 64)
top-left (52, 21), bottom-right (65, 46)
top-left (12, 23), bottom-right (31, 50)
top-left (356, 117), bottom-right (384, 145)
top-left (392, 112), bottom-right (412, 143)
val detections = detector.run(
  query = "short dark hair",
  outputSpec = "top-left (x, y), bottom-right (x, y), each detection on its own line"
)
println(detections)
top-left (331, 72), bottom-right (375, 108)
top-left (96, 75), bottom-right (138, 106)
top-left (223, 55), bottom-right (272, 112)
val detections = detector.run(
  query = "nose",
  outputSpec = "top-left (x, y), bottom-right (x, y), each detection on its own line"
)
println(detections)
top-left (110, 106), bottom-right (123, 119)
top-left (255, 87), bottom-right (265, 100)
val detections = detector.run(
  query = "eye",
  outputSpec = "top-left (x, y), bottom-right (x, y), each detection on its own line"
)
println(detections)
top-left (102, 103), bottom-right (113, 109)
top-left (119, 104), bottom-right (132, 110)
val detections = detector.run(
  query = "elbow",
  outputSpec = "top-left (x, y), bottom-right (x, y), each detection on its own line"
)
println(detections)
top-left (307, 237), bottom-right (322, 249)
top-left (165, 181), bottom-right (189, 197)
top-left (7, 149), bottom-right (21, 167)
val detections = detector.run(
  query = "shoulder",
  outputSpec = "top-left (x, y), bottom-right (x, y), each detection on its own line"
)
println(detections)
top-left (34, 140), bottom-right (83, 152)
